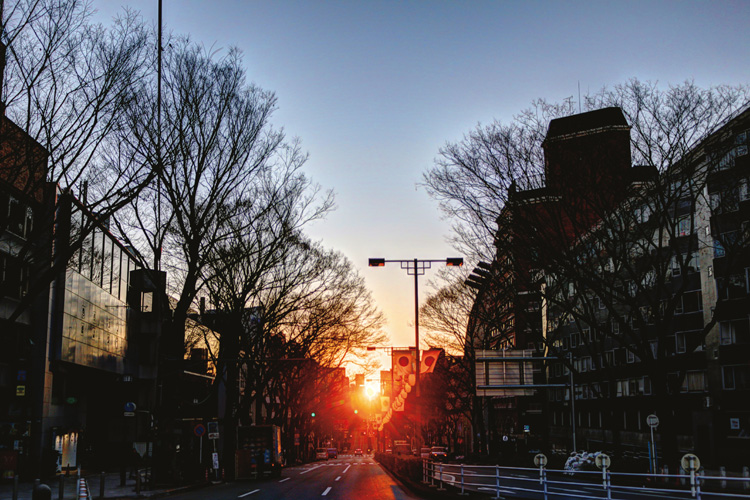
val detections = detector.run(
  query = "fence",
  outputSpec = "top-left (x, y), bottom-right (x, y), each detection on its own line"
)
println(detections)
top-left (422, 460), bottom-right (750, 500)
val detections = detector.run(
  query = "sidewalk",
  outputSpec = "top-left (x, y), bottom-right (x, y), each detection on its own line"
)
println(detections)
top-left (0, 472), bottom-right (211, 500)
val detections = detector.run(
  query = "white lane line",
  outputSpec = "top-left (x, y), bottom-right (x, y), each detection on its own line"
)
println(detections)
top-left (343, 464), bottom-right (351, 474)
top-left (322, 486), bottom-right (332, 496)
top-left (238, 489), bottom-right (260, 497)
top-left (300, 465), bottom-right (322, 475)
top-left (335, 476), bottom-right (341, 482)
top-left (279, 477), bottom-right (290, 483)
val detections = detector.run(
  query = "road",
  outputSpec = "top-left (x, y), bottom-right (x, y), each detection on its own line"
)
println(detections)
top-left (169, 454), bottom-right (421, 500)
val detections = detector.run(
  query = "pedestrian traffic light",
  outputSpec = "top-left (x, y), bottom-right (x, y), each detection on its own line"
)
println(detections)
top-left (368, 258), bottom-right (385, 267)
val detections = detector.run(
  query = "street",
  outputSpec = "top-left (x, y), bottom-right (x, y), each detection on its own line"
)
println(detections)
top-left (168, 455), bottom-right (420, 500)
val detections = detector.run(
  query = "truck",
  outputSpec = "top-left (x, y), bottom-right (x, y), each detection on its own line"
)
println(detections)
top-left (235, 425), bottom-right (283, 479)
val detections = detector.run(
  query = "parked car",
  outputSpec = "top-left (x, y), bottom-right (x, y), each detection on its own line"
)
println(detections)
top-left (327, 448), bottom-right (338, 459)
top-left (420, 447), bottom-right (431, 459)
top-left (315, 448), bottom-right (328, 460)
top-left (354, 448), bottom-right (363, 457)
top-left (430, 446), bottom-right (448, 461)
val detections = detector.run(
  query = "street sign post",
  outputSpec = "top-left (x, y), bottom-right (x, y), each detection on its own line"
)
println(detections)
top-left (646, 414), bottom-right (659, 473)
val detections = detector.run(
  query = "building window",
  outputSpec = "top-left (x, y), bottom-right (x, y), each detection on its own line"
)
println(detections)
top-left (676, 215), bottom-right (692, 236)
top-left (676, 332), bottom-right (687, 353)
top-left (719, 322), bottom-right (736, 345)
top-left (682, 371), bottom-right (707, 392)
top-left (722, 365), bottom-right (750, 390)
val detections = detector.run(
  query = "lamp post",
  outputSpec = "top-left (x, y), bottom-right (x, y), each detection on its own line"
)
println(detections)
top-left (369, 257), bottom-right (463, 450)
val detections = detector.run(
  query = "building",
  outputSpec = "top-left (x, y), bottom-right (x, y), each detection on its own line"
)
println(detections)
top-left (471, 104), bottom-right (750, 468)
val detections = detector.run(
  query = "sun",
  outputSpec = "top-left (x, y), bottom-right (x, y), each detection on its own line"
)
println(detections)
top-left (365, 380), bottom-right (378, 400)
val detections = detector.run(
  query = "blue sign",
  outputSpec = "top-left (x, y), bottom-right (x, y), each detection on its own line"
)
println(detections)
top-left (124, 402), bottom-right (136, 412)
top-left (264, 449), bottom-right (271, 464)
top-left (194, 424), bottom-right (206, 437)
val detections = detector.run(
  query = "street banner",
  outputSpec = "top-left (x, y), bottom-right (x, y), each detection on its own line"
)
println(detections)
top-left (392, 350), bottom-right (414, 383)
top-left (421, 349), bottom-right (441, 374)
top-left (380, 396), bottom-right (390, 412)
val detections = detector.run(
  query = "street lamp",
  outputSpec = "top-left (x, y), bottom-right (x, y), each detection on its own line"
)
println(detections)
top-left (368, 257), bottom-right (463, 450)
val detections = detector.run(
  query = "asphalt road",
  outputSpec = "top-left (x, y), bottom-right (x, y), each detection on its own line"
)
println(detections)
top-left (167, 455), bottom-right (421, 500)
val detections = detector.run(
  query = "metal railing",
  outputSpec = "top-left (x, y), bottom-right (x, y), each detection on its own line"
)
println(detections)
top-left (421, 460), bottom-right (750, 500)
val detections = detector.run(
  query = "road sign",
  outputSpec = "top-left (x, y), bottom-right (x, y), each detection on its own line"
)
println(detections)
top-left (595, 453), bottom-right (611, 469)
top-left (194, 424), bottom-right (206, 437)
top-left (124, 402), bottom-right (136, 417)
top-left (212, 452), bottom-right (219, 470)
top-left (533, 453), bottom-right (548, 467)
top-left (208, 421), bottom-right (219, 440)
top-left (681, 453), bottom-right (700, 472)
top-left (646, 414), bottom-right (659, 428)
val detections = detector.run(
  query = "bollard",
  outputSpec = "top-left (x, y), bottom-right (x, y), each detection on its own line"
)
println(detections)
top-left (743, 466), bottom-right (750, 491)
top-left (13, 474), bottom-right (19, 500)
top-left (78, 477), bottom-right (88, 500)
top-left (493, 465), bottom-right (501, 500)
top-left (32, 482), bottom-right (52, 500)
top-left (100, 471), bottom-right (105, 499)
top-left (719, 466), bottom-right (726, 489)
top-left (59, 474), bottom-right (65, 500)
top-left (135, 470), bottom-right (141, 496)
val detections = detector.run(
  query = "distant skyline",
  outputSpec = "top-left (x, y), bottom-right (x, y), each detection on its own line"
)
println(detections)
top-left (93, 0), bottom-right (750, 362)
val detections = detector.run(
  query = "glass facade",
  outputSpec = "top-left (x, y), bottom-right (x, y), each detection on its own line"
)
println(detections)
top-left (59, 205), bottom-right (138, 373)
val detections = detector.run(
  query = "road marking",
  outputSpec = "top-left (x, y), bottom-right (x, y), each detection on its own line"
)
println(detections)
top-left (301, 465), bottom-right (322, 475)
top-left (322, 486), bottom-right (332, 496)
top-left (279, 477), bottom-right (290, 483)
top-left (335, 476), bottom-right (341, 481)
top-left (238, 489), bottom-right (260, 497)
top-left (343, 464), bottom-right (351, 474)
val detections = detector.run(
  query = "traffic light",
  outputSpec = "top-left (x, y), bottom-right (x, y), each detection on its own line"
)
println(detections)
top-left (446, 258), bottom-right (464, 266)
top-left (311, 412), bottom-right (316, 418)
top-left (354, 409), bottom-right (358, 414)
top-left (368, 258), bottom-right (385, 267)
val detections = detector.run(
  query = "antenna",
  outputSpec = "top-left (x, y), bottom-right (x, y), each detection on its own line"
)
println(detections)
top-left (578, 81), bottom-right (581, 113)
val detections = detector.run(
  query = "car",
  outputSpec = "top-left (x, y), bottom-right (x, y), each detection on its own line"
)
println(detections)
top-left (315, 448), bottom-right (328, 460)
top-left (385, 448), bottom-right (392, 454)
top-left (327, 448), bottom-right (338, 459)
top-left (430, 446), bottom-right (448, 461)
top-left (354, 448), bottom-right (363, 457)
top-left (420, 447), bottom-right (431, 459)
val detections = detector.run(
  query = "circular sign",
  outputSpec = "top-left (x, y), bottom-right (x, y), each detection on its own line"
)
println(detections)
top-left (398, 356), bottom-right (410, 367)
top-left (646, 414), bottom-right (659, 428)
top-left (681, 453), bottom-right (700, 472)
top-left (533, 453), bottom-right (548, 467)
top-left (595, 453), bottom-right (611, 469)
top-left (194, 424), bottom-right (206, 437)
top-left (124, 402), bottom-right (137, 412)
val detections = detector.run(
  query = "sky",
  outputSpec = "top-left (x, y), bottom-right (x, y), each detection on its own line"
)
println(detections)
top-left (93, 0), bottom-right (750, 371)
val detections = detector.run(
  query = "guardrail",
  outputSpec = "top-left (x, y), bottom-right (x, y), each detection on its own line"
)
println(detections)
top-left (421, 460), bottom-right (750, 500)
